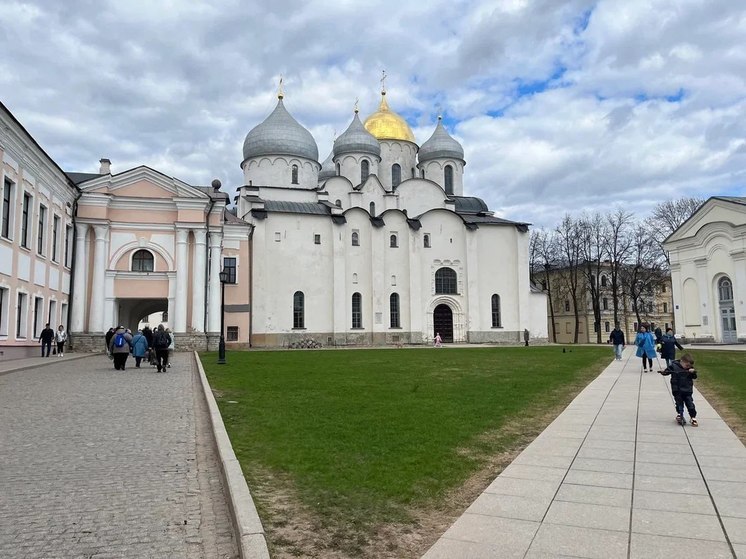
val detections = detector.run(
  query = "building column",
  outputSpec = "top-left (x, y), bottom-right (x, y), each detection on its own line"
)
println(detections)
top-left (191, 229), bottom-right (207, 332)
top-left (207, 231), bottom-right (222, 333)
top-left (71, 223), bottom-right (89, 332)
top-left (174, 228), bottom-right (189, 333)
top-left (89, 224), bottom-right (108, 333)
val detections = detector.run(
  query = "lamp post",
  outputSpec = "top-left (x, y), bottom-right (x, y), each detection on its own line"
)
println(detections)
top-left (218, 270), bottom-right (228, 364)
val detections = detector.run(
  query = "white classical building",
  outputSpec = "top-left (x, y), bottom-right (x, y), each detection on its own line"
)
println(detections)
top-left (238, 89), bottom-right (548, 347)
top-left (664, 196), bottom-right (746, 344)
top-left (1, 102), bottom-right (78, 359)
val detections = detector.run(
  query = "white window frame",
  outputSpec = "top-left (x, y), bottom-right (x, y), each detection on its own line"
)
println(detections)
top-left (16, 290), bottom-right (28, 339)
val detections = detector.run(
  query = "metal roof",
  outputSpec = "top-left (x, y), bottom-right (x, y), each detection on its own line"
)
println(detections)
top-left (263, 200), bottom-right (330, 215)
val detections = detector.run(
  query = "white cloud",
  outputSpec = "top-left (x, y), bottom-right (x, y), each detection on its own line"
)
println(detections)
top-left (0, 0), bottom-right (743, 228)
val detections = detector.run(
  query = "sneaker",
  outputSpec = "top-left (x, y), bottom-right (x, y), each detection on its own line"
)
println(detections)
top-left (157, 366), bottom-right (162, 373)
top-left (643, 368), bottom-right (647, 373)
top-left (691, 418), bottom-right (698, 427)
top-left (676, 414), bottom-right (684, 425)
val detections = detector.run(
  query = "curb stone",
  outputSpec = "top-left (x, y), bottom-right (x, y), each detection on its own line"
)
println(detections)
top-left (193, 351), bottom-right (271, 559)
top-left (0, 353), bottom-right (93, 376)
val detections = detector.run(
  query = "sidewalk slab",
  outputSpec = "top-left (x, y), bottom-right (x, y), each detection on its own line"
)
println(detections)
top-left (422, 346), bottom-right (746, 558)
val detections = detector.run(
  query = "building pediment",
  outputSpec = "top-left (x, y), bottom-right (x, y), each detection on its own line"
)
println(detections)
top-left (78, 166), bottom-right (209, 200)
top-left (664, 197), bottom-right (746, 247)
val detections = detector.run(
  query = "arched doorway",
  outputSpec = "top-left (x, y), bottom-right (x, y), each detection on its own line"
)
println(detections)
top-left (718, 276), bottom-right (737, 343)
top-left (433, 304), bottom-right (453, 343)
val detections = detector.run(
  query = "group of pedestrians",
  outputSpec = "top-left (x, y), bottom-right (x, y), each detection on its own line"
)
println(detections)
top-left (608, 322), bottom-right (698, 427)
top-left (104, 324), bottom-right (174, 372)
top-left (38, 324), bottom-right (68, 357)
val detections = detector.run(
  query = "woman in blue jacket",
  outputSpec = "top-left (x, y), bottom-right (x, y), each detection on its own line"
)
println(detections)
top-left (131, 329), bottom-right (149, 368)
top-left (635, 324), bottom-right (657, 372)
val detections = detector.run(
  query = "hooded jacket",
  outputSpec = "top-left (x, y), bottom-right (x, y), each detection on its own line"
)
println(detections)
top-left (660, 360), bottom-right (697, 394)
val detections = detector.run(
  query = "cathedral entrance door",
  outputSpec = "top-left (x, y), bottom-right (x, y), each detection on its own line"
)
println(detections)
top-left (433, 304), bottom-right (454, 343)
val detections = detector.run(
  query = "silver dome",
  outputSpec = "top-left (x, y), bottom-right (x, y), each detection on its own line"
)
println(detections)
top-left (242, 98), bottom-right (319, 162)
top-left (419, 118), bottom-right (465, 163)
top-left (333, 112), bottom-right (381, 158)
top-left (318, 150), bottom-right (336, 181)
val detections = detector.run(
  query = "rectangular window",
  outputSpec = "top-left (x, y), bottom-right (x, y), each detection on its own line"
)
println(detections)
top-left (21, 192), bottom-right (32, 248)
top-left (565, 322), bottom-right (571, 334)
top-left (37, 204), bottom-right (47, 255)
top-left (60, 302), bottom-right (68, 329)
top-left (633, 322), bottom-right (638, 332)
top-left (223, 257), bottom-right (237, 284)
top-left (0, 287), bottom-right (8, 336)
top-left (16, 292), bottom-right (28, 338)
top-left (52, 215), bottom-right (60, 262)
top-left (593, 321), bottom-right (598, 333)
top-left (33, 296), bottom-right (44, 338)
top-left (226, 326), bottom-right (239, 341)
top-left (564, 300), bottom-right (570, 312)
top-left (424, 233), bottom-right (431, 248)
top-left (662, 284), bottom-right (666, 293)
top-left (274, 232), bottom-right (281, 242)
top-left (314, 234), bottom-right (321, 245)
top-left (64, 225), bottom-right (72, 267)
top-left (48, 300), bottom-right (57, 327)
top-left (602, 298), bottom-right (608, 311)
top-left (2, 178), bottom-right (13, 239)
top-left (663, 302), bottom-right (668, 313)
top-left (605, 321), bottom-right (610, 333)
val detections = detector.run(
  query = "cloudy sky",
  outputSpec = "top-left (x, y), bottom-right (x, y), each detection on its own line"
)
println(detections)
top-left (1, 0), bottom-right (744, 227)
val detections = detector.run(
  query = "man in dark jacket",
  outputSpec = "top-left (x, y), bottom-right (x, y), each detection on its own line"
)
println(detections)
top-left (659, 328), bottom-right (684, 367)
top-left (659, 353), bottom-right (698, 426)
top-left (104, 327), bottom-right (115, 353)
top-left (608, 324), bottom-right (625, 360)
top-left (39, 323), bottom-right (55, 357)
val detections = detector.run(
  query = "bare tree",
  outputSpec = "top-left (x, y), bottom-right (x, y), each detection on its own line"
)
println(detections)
top-left (530, 229), bottom-right (561, 343)
top-left (604, 209), bottom-right (634, 326)
top-left (578, 212), bottom-right (607, 343)
top-left (555, 215), bottom-right (582, 343)
top-left (621, 223), bottom-right (666, 326)
top-left (652, 197), bottom-right (705, 265)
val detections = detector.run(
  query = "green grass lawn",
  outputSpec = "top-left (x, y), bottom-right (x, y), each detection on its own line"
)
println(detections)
top-left (689, 350), bottom-right (746, 430)
top-left (202, 346), bottom-right (610, 543)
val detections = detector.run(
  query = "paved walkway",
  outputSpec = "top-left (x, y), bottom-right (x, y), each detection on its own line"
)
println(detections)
top-left (424, 347), bottom-right (746, 559)
top-left (0, 353), bottom-right (238, 559)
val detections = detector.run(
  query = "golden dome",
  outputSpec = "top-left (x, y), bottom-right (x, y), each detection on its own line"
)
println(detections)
top-left (363, 93), bottom-right (416, 143)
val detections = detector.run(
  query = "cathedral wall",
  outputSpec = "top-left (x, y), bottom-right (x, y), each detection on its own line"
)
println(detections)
top-left (379, 141), bottom-right (417, 191)
top-left (419, 159), bottom-right (464, 196)
top-left (243, 156), bottom-right (319, 189)
top-left (335, 153), bottom-right (380, 187)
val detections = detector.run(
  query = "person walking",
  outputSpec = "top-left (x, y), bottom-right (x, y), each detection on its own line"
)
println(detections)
top-left (131, 329), bottom-right (149, 368)
top-left (659, 353), bottom-right (699, 426)
top-left (108, 326), bottom-right (133, 371)
top-left (434, 332), bottom-right (442, 348)
top-left (166, 328), bottom-right (175, 368)
top-left (608, 324), bottom-right (625, 360)
top-left (39, 323), bottom-right (55, 357)
top-left (152, 324), bottom-right (170, 372)
top-left (659, 328), bottom-right (684, 367)
top-left (54, 325), bottom-right (68, 357)
top-left (104, 327), bottom-right (116, 354)
top-left (652, 323), bottom-right (663, 345)
top-left (635, 324), bottom-right (657, 372)
top-left (523, 328), bottom-right (530, 347)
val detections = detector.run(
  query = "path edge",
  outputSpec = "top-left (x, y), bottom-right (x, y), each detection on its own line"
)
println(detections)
top-left (0, 353), bottom-right (92, 376)
top-left (193, 351), bottom-right (271, 559)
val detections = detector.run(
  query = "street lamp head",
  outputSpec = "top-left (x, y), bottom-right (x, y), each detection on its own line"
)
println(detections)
top-left (219, 270), bottom-right (229, 284)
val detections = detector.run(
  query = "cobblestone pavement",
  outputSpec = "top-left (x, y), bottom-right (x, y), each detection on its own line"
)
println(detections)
top-left (0, 353), bottom-right (238, 559)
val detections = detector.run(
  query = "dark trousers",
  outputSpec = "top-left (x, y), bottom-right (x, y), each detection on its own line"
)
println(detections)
top-left (155, 349), bottom-right (169, 371)
top-left (135, 356), bottom-right (143, 367)
top-left (641, 355), bottom-right (652, 369)
top-left (57, 341), bottom-right (65, 355)
top-left (113, 353), bottom-right (128, 370)
top-left (673, 392), bottom-right (696, 418)
top-left (41, 340), bottom-right (51, 357)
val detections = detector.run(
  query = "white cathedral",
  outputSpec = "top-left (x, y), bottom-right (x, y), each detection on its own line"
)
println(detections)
top-left (0, 85), bottom-right (548, 358)
top-left (237, 87), bottom-right (548, 347)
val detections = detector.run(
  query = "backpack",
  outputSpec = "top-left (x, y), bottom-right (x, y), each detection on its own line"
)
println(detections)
top-left (114, 333), bottom-right (126, 348)
top-left (154, 331), bottom-right (169, 349)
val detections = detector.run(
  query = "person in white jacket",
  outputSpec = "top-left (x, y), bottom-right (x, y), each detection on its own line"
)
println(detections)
top-left (55, 325), bottom-right (68, 357)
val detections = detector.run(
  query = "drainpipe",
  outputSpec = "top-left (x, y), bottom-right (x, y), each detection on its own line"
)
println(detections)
top-left (67, 186), bottom-right (83, 344)
top-left (248, 225), bottom-right (254, 347)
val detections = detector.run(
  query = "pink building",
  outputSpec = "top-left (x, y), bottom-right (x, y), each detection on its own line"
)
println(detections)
top-left (1, 102), bottom-right (252, 360)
